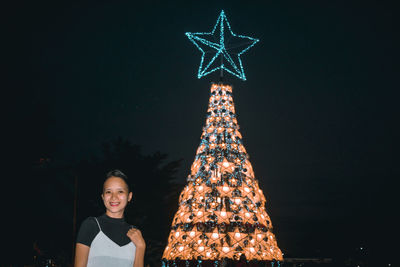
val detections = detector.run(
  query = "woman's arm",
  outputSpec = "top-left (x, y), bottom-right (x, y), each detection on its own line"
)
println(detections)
top-left (127, 228), bottom-right (146, 267)
top-left (75, 217), bottom-right (98, 267)
top-left (133, 245), bottom-right (146, 267)
top-left (74, 243), bottom-right (90, 267)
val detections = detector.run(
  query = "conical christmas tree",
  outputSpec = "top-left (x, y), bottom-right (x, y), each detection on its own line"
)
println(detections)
top-left (162, 83), bottom-right (283, 264)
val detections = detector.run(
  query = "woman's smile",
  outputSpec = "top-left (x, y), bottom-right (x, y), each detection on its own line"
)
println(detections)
top-left (102, 176), bottom-right (132, 218)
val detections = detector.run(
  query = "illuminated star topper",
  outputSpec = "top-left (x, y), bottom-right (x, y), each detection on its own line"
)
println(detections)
top-left (186, 10), bottom-right (259, 81)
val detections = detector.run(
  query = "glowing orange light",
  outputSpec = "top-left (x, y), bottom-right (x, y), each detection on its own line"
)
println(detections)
top-left (162, 84), bottom-right (282, 262)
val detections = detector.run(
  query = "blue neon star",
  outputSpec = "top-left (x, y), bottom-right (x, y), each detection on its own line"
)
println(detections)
top-left (186, 10), bottom-right (259, 81)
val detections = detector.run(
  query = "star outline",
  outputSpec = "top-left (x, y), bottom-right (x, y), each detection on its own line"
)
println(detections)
top-left (185, 10), bottom-right (259, 81)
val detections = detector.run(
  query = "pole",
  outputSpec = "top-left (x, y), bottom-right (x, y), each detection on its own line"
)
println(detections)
top-left (219, 54), bottom-right (224, 82)
top-left (72, 174), bottom-right (78, 262)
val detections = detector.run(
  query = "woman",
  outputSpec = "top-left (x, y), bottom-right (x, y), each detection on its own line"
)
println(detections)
top-left (74, 170), bottom-right (146, 267)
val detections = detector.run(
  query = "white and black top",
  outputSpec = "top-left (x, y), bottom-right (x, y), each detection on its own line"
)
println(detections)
top-left (77, 214), bottom-right (136, 267)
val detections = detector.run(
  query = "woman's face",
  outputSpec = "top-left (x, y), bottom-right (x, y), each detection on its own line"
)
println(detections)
top-left (102, 176), bottom-right (132, 218)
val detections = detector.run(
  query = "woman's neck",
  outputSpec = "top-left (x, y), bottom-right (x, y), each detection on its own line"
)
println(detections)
top-left (105, 210), bottom-right (124, 219)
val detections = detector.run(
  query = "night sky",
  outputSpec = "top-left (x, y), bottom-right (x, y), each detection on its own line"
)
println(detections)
top-left (5, 0), bottom-right (399, 265)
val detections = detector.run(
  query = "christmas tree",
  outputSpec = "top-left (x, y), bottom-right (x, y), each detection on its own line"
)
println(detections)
top-left (162, 11), bottom-right (283, 266)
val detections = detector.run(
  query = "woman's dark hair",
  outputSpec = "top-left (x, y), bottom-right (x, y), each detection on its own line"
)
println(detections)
top-left (104, 169), bottom-right (130, 192)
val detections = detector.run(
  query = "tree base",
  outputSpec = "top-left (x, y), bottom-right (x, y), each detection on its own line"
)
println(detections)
top-left (162, 259), bottom-right (282, 267)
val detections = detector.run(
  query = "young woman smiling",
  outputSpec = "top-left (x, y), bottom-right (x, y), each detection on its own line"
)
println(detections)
top-left (74, 170), bottom-right (146, 267)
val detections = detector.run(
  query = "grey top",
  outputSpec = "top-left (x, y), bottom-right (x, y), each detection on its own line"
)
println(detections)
top-left (87, 218), bottom-right (136, 267)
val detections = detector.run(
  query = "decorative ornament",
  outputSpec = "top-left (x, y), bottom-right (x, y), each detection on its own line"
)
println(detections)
top-left (186, 10), bottom-right (259, 81)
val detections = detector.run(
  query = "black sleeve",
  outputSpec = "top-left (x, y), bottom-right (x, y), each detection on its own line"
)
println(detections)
top-left (76, 217), bottom-right (100, 247)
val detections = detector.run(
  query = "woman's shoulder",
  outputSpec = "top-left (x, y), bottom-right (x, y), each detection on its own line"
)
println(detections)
top-left (80, 216), bottom-right (98, 227)
top-left (76, 216), bottom-right (100, 246)
top-left (78, 216), bottom-right (102, 235)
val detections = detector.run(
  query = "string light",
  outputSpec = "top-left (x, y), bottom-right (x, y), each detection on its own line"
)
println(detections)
top-left (186, 10), bottom-right (259, 81)
top-left (162, 84), bottom-right (282, 263)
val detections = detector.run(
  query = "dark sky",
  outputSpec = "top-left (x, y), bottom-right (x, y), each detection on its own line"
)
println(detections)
top-left (6, 0), bottom-right (399, 264)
